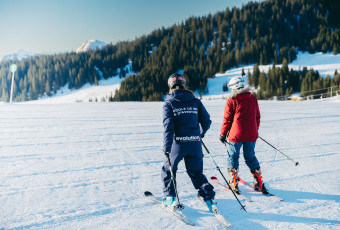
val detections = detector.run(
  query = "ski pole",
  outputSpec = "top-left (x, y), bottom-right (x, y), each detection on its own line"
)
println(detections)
top-left (223, 141), bottom-right (235, 169)
top-left (201, 141), bottom-right (247, 212)
top-left (163, 150), bottom-right (184, 211)
top-left (259, 136), bottom-right (299, 166)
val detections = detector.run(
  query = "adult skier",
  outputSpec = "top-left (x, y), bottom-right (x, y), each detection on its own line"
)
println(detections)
top-left (162, 73), bottom-right (216, 211)
top-left (219, 76), bottom-right (268, 194)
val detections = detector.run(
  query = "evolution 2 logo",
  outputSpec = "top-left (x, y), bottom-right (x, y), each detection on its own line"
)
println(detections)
top-left (175, 136), bottom-right (201, 142)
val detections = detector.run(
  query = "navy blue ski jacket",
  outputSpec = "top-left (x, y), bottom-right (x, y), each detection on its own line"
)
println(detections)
top-left (163, 89), bottom-right (212, 154)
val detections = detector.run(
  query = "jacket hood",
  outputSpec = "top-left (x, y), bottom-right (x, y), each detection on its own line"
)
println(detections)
top-left (228, 86), bottom-right (252, 99)
top-left (166, 89), bottom-right (195, 103)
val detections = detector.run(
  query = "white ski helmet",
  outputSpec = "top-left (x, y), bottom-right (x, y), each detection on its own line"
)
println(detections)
top-left (228, 76), bottom-right (245, 90)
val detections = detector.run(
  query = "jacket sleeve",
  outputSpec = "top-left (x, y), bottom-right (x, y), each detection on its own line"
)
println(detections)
top-left (163, 102), bottom-right (175, 153)
top-left (198, 100), bottom-right (212, 135)
top-left (221, 99), bottom-right (235, 136)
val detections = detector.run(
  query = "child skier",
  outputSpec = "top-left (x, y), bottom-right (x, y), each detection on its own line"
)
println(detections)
top-left (161, 73), bottom-right (216, 211)
top-left (219, 76), bottom-right (268, 194)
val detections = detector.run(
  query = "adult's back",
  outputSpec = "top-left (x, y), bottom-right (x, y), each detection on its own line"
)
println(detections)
top-left (221, 88), bottom-right (260, 143)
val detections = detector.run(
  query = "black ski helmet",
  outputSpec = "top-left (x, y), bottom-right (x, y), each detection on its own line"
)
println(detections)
top-left (167, 73), bottom-right (186, 89)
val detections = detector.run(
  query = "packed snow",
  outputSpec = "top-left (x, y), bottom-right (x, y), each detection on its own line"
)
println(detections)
top-left (0, 99), bottom-right (339, 229)
top-left (0, 51), bottom-right (339, 229)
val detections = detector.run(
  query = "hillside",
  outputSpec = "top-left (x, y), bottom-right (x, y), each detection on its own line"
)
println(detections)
top-left (23, 52), bottom-right (340, 104)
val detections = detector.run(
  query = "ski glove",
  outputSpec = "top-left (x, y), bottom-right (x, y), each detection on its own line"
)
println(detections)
top-left (162, 150), bottom-right (170, 157)
top-left (201, 133), bottom-right (205, 139)
top-left (219, 134), bottom-right (227, 143)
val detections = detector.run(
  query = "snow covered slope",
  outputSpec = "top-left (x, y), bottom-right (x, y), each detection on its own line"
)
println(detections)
top-left (29, 61), bottom-right (133, 104)
top-left (25, 52), bottom-right (339, 103)
top-left (204, 52), bottom-right (340, 99)
top-left (31, 77), bottom-right (122, 104)
top-left (0, 100), bottom-right (339, 229)
top-left (76, 39), bottom-right (107, 53)
top-left (1, 49), bottom-right (38, 61)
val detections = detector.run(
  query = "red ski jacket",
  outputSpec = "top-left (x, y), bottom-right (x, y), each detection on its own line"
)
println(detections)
top-left (220, 87), bottom-right (260, 142)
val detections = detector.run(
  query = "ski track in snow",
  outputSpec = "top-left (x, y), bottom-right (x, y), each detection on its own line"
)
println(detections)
top-left (0, 100), bottom-right (339, 229)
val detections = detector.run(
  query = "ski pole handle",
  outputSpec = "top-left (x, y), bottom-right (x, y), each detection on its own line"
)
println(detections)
top-left (162, 150), bottom-right (170, 157)
top-left (163, 150), bottom-right (172, 167)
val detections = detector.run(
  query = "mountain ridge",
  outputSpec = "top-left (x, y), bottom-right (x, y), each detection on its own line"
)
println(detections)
top-left (75, 39), bottom-right (107, 53)
top-left (1, 49), bottom-right (38, 62)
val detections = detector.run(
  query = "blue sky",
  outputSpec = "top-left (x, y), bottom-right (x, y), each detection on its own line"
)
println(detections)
top-left (0, 0), bottom-right (261, 60)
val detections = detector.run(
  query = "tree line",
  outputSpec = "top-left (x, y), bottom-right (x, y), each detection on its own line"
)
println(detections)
top-left (0, 0), bottom-right (339, 102)
top-left (248, 59), bottom-right (340, 99)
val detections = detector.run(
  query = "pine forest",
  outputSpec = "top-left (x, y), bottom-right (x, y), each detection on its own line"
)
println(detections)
top-left (0, 0), bottom-right (339, 102)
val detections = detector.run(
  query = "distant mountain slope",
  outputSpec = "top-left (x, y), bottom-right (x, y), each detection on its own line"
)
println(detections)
top-left (1, 49), bottom-right (38, 61)
top-left (76, 39), bottom-right (107, 53)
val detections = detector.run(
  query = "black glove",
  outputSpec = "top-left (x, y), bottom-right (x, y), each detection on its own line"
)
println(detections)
top-left (219, 134), bottom-right (227, 143)
top-left (201, 133), bottom-right (205, 139)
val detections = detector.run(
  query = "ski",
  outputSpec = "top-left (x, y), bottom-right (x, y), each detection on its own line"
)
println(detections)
top-left (197, 195), bottom-right (232, 229)
top-left (238, 178), bottom-right (284, 202)
top-left (144, 191), bottom-right (195, 226)
top-left (210, 176), bottom-right (253, 202)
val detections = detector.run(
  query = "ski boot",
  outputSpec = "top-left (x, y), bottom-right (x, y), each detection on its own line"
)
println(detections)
top-left (228, 168), bottom-right (240, 194)
top-left (250, 168), bottom-right (269, 194)
top-left (205, 199), bottom-right (218, 213)
top-left (162, 196), bottom-right (178, 209)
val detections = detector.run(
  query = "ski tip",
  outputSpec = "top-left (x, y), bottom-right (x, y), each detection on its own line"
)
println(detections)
top-left (210, 176), bottom-right (217, 180)
top-left (144, 191), bottom-right (152, 196)
top-left (238, 177), bottom-right (247, 184)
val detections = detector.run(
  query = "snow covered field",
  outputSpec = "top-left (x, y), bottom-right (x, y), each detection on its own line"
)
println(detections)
top-left (0, 51), bottom-right (339, 229)
top-left (1, 99), bottom-right (339, 229)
